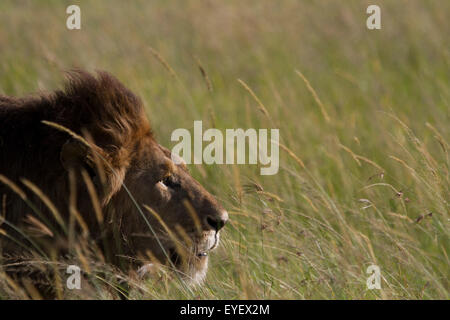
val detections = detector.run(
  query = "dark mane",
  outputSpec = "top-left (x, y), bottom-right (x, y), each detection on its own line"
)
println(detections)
top-left (0, 71), bottom-right (151, 227)
top-left (1, 70), bottom-right (150, 150)
top-left (0, 70), bottom-right (150, 170)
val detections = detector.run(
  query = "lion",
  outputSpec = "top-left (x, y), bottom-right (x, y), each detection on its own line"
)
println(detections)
top-left (0, 71), bottom-right (228, 292)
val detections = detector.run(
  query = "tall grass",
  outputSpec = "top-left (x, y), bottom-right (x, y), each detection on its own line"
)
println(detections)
top-left (0, 0), bottom-right (448, 299)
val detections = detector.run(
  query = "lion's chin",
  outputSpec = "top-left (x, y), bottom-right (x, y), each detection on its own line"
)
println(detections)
top-left (185, 255), bottom-right (209, 286)
top-left (169, 247), bottom-right (210, 286)
top-left (137, 255), bottom-right (209, 286)
top-left (138, 231), bottom-right (219, 285)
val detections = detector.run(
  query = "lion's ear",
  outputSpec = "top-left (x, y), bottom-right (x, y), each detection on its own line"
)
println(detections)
top-left (60, 139), bottom-right (92, 172)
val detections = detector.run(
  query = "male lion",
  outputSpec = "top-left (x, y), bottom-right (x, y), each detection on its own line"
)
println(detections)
top-left (0, 71), bottom-right (228, 292)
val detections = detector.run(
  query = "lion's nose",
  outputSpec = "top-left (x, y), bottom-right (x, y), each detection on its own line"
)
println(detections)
top-left (205, 210), bottom-right (228, 231)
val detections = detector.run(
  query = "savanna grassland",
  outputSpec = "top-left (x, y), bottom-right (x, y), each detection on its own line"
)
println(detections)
top-left (0, 0), bottom-right (448, 299)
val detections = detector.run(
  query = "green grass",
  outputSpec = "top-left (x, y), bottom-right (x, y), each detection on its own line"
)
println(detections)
top-left (0, 0), bottom-right (449, 299)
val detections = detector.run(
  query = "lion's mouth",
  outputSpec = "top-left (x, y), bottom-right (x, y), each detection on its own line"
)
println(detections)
top-left (168, 231), bottom-right (219, 266)
top-left (137, 232), bottom-right (220, 284)
top-left (166, 248), bottom-right (206, 273)
top-left (197, 252), bottom-right (208, 257)
top-left (196, 231), bottom-right (219, 256)
top-left (168, 247), bottom-right (209, 266)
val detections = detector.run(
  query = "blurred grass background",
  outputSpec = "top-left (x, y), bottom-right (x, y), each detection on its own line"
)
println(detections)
top-left (0, 0), bottom-right (448, 299)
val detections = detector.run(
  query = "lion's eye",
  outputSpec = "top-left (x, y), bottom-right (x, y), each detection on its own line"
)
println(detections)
top-left (160, 175), bottom-right (180, 189)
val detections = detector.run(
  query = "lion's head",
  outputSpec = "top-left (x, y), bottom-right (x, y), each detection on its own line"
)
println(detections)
top-left (112, 143), bottom-right (228, 284)
top-left (0, 71), bottom-right (228, 285)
